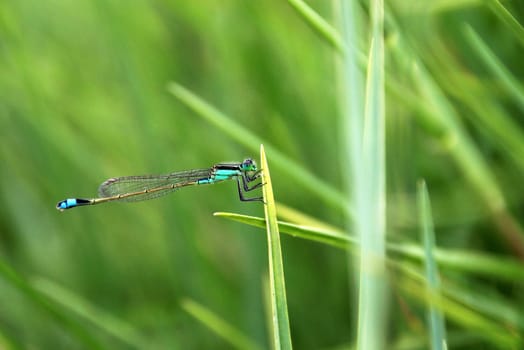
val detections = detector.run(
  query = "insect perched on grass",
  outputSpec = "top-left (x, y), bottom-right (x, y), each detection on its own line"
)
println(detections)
top-left (56, 158), bottom-right (263, 211)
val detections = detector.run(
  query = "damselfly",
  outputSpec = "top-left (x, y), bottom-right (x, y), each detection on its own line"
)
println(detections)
top-left (56, 158), bottom-right (263, 211)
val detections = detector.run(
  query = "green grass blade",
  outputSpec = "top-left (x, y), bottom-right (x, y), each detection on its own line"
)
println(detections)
top-left (181, 299), bottom-right (263, 350)
top-left (411, 62), bottom-right (524, 258)
top-left (261, 276), bottom-right (273, 350)
top-left (396, 266), bottom-right (522, 348)
top-left (167, 82), bottom-right (347, 211)
top-left (338, 0), bottom-right (365, 221)
top-left (285, 0), bottom-right (344, 52)
top-left (446, 23), bottom-right (524, 175)
top-left (464, 25), bottom-right (524, 112)
top-left (215, 212), bottom-right (524, 338)
top-left (356, 0), bottom-right (387, 348)
top-left (0, 260), bottom-right (104, 349)
top-left (388, 243), bottom-right (524, 284)
top-left (214, 212), bottom-right (351, 250)
top-left (443, 282), bottom-right (524, 331)
top-left (0, 331), bottom-right (22, 350)
top-left (412, 65), bottom-right (503, 207)
top-left (384, 4), bottom-right (524, 258)
top-left (214, 212), bottom-right (524, 283)
top-left (32, 278), bottom-right (149, 349)
top-left (260, 144), bottom-right (292, 350)
top-left (417, 181), bottom-right (447, 350)
top-left (398, 276), bottom-right (520, 349)
top-left (429, 0), bottom-right (483, 13)
top-left (403, 265), bottom-right (524, 339)
top-left (487, 0), bottom-right (524, 47)
top-left (275, 202), bottom-right (343, 233)
top-left (395, 264), bottom-right (521, 348)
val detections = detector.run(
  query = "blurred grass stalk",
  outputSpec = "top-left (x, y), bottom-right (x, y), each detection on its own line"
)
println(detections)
top-left (410, 59), bottom-right (524, 259)
top-left (339, 0), bottom-right (388, 349)
top-left (214, 211), bottom-right (524, 285)
top-left (181, 299), bottom-right (264, 350)
top-left (167, 83), bottom-right (347, 211)
top-left (385, 6), bottom-right (524, 259)
top-left (487, 0), bottom-right (524, 47)
top-left (417, 181), bottom-right (447, 350)
top-left (32, 278), bottom-right (149, 349)
top-left (0, 259), bottom-right (107, 349)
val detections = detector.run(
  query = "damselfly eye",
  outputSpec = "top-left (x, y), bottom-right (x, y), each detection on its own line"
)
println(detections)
top-left (241, 158), bottom-right (256, 171)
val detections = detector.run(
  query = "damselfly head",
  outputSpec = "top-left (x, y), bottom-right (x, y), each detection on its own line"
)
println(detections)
top-left (241, 158), bottom-right (257, 171)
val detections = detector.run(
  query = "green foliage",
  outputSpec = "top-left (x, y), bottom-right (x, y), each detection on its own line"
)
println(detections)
top-left (260, 145), bottom-right (292, 349)
top-left (1, 0), bottom-right (523, 349)
top-left (417, 181), bottom-right (447, 350)
top-left (181, 298), bottom-right (263, 350)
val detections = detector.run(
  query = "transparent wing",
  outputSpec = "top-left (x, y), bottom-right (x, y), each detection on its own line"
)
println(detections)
top-left (97, 168), bottom-right (213, 202)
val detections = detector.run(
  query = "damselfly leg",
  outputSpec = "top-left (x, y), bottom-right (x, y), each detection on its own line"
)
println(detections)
top-left (235, 168), bottom-right (264, 202)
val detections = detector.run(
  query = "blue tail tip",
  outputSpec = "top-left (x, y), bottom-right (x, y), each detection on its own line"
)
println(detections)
top-left (56, 198), bottom-right (93, 211)
top-left (56, 198), bottom-right (76, 211)
top-left (56, 198), bottom-right (78, 211)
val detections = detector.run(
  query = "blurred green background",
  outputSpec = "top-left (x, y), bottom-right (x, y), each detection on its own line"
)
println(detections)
top-left (1, 0), bottom-right (523, 349)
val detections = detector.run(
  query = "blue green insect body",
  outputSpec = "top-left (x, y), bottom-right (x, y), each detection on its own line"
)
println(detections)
top-left (56, 158), bottom-right (262, 211)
